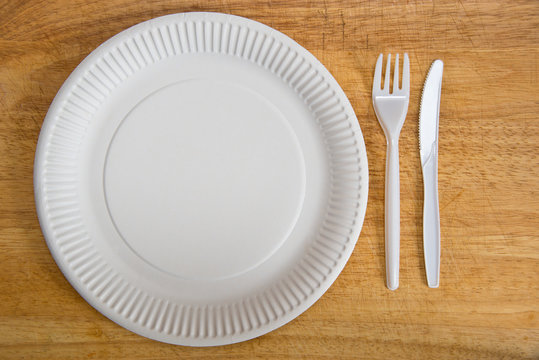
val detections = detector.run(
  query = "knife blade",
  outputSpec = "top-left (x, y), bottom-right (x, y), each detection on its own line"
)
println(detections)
top-left (419, 60), bottom-right (443, 288)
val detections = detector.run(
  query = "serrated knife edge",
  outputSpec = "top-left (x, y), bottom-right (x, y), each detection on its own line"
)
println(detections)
top-left (419, 60), bottom-right (444, 166)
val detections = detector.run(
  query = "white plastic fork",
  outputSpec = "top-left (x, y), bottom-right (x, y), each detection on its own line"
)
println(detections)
top-left (372, 53), bottom-right (410, 291)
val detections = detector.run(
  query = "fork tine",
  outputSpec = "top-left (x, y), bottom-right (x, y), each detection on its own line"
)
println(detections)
top-left (402, 53), bottom-right (410, 93)
top-left (393, 54), bottom-right (400, 93)
top-left (384, 54), bottom-right (391, 93)
top-left (373, 53), bottom-right (383, 92)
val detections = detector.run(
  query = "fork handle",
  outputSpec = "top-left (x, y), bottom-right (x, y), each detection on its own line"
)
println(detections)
top-left (385, 139), bottom-right (400, 290)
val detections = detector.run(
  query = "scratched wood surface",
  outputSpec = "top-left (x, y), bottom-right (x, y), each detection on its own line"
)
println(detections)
top-left (0, 0), bottom-right (538, 359)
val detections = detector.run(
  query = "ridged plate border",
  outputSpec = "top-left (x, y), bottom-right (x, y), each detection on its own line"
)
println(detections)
top-left (34, 12), bottom-right (368, 346)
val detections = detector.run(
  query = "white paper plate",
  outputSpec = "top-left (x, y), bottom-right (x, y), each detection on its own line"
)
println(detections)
top-left (34, 12), bottom-right (368, 346)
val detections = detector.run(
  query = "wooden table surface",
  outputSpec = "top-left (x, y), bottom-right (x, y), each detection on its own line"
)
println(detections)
top-left (1, 0), bottom-right (538, 359)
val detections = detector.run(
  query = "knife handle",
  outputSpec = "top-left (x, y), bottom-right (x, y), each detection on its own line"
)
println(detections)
top-left (385, 139), bottom-right (400, 291)
top-left (422, 145), bottom-right (440, 288)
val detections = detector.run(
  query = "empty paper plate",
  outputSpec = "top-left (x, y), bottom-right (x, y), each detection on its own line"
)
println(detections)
top-left (34, 12), bottom-right (368, 346)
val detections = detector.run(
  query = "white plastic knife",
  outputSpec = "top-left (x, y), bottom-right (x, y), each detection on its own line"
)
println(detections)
top-left (419, 60), bottom-right (443, 288)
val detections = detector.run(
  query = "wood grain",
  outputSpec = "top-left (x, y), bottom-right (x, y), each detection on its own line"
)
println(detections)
top-left (1, 0), bottom-right (538, 358)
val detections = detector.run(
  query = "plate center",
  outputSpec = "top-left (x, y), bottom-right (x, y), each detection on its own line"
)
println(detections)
top-left (104, 79), bottom-right (305, 280)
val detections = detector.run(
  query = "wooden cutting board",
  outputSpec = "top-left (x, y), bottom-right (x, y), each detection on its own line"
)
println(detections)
top-left (0, 0), bottom-right (537, 358)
